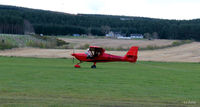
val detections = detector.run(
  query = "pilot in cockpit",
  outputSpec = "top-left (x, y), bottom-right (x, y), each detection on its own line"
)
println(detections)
top-left (85, 48), bottom-right (92, 59)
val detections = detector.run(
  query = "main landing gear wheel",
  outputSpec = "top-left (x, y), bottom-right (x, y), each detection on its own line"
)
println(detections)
top-left (91, 62), bottom-right (96, 68)
top-left (74, 61), bottom-right (82, 68)
top-left (91, 65), bottom-right (96, 68)
top-left (74, 64), bottom-right (81, 68)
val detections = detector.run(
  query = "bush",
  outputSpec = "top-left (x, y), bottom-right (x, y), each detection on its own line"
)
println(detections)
top-left (172, 40), bottom-right (193, 46)
top-left (0, 34), bottom-right (70, 49)
top-left (0, 39), bottom-right (17, 50)
top-left (56, 38), bottom-right (69, 46)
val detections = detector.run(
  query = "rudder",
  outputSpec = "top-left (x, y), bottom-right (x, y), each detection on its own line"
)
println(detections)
top-left (125, 46), bottom-right (138, 62)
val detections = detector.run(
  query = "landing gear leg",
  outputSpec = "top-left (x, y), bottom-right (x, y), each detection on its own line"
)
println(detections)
top-left (91, 62), bottom-right (96, 68)
top-left (74, 61), bottom-right (82, 68)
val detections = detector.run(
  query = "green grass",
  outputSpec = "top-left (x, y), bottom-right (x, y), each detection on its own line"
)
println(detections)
top-left (0, 57), bottom-right (199, 107)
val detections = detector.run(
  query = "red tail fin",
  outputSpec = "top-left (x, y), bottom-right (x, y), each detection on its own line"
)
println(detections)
top-left (124, 46), bottom-right (138, 62)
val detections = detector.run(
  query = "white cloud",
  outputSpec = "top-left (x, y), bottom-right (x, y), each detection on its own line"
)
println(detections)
top-left (0, 0), bottom-right (200, 19)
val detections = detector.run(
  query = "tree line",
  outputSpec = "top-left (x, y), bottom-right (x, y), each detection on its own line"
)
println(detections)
top-left (0, 5), bottom-right (200, 41)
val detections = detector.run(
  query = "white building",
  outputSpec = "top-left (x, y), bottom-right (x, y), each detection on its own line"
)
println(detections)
top-left (105, 31), bottom-right (124, 37)
top-left (117, 36), bottom-right (131, 39)
top-left (105, 31), bottom-right (115, 37)
top-left (130, 34), bottom-right (144, 39)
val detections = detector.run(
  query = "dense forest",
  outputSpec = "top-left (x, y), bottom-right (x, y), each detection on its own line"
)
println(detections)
top-left (0, 5), bottom-right (200, 40)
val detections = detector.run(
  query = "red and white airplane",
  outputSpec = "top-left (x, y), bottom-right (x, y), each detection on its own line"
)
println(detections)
top-left (71, 46), bottom-right (138, 68)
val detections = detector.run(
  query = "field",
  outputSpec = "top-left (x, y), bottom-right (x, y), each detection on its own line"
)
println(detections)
top-left (0, 56), bottom-right (199, 107)
top-left (59, 37), bottom-right (177, 49)
top-left (1, 41), bottom-right (200, 62)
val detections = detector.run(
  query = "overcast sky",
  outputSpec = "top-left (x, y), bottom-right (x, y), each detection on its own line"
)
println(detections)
top-left (0, 0), bottom-right (200, 20)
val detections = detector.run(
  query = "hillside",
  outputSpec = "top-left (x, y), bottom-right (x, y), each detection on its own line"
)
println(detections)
top-left (0, 5), bottom-right (200, 40)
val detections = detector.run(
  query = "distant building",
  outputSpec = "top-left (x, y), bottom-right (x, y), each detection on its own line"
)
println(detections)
top-left (73, 34), bottom-right (80, 37)
top-left (105, 31), bottom-right (114, 37)
top-left (106, 32), bottom-right (143, 39)
top-left (117, 36), bottom-right (131, 39)
top-left (120, 18), bottom-right (134, 21)
top-left (117, 34), bottom-right (144, 40)
top-left (130, 34), bottom-right (144, 39)
top-left (105, 31), bottom-right (124, 38)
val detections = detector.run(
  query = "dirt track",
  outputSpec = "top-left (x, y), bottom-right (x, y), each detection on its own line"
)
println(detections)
top-left (0, 42), bottom-right (200, 62)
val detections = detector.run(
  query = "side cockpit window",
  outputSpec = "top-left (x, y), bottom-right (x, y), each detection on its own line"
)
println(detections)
top-left (85, 48), bottom-right (102, 59)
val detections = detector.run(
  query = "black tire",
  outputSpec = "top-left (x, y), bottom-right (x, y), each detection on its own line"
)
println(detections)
top-left (91, 65), bottom-right (96, 68)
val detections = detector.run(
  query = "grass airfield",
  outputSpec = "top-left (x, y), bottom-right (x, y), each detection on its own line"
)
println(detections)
top-left (0, 56), bottom-right (199, 107)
